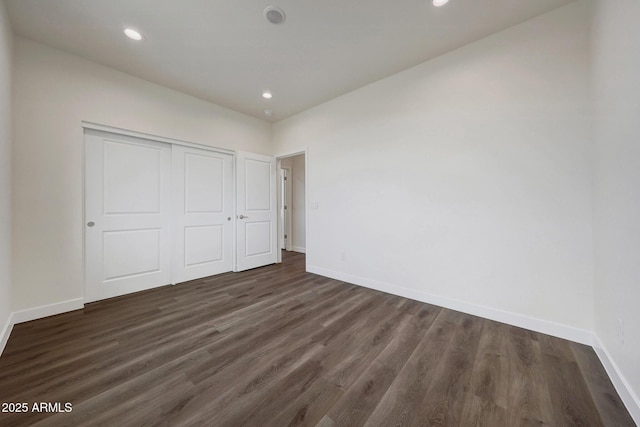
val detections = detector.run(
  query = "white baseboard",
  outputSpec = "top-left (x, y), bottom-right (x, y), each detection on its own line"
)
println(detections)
top-left (307, 265), bottom-right (594, 345)
top-left (1, 298), bottom-right (84, 356)
top-left (292, 246), bottom-right (306, 254)
top-left (0, 312), bottom-right (15, 356)
top-left (307, 264), bottom-right (640, 422)
top-left (11, 298), bottom-right (84, 325)
top-left (592, 336), bottom-right (640, 425)
top-left (1, 271), bottom-right (636, 424)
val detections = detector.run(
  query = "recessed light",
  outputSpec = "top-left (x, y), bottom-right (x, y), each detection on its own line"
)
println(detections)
top-left (264, 6), bottom-right (286, 25)
top-left (124, 28), bottom-right (144, 41)
top-left (433, 0), bottom-right (449, 6)
top-left (262, 91), bottom-right (273, 99)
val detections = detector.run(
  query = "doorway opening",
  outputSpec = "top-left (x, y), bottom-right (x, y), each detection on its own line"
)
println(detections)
top-left (277, 152), bottom-right (306, 264)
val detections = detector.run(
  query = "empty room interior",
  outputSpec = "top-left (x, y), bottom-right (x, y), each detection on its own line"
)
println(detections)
top-left (0, 0), bottom-right (639, 425)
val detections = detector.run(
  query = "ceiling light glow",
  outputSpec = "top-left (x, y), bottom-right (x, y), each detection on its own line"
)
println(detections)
top-left (433, 0), bottom-right (449, 6)
top-left (262, 91), bottom-right (273, 99)
top-left (124, 28), bottom-right (143, 41)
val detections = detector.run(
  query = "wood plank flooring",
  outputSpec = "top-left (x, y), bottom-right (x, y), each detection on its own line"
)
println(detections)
top-left (0, 252), bottom-right (635, 426)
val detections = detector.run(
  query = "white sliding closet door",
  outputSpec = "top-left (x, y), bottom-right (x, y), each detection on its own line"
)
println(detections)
top-left (85, 127), bottom-right (277, 302)
top-left (172, 145), bottom-right (233, 283)
top-left (85, 131), bottom-right (172, 303)
top-left (236, 151), bottom-right (277, 271)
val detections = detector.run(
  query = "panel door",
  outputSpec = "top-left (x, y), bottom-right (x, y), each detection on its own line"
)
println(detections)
top-left (236, 151), bottom-right (277, 271)
top-left (172, 145), bottom-right (233, 283)
top-left (85, 131), bottom-right (172, 303)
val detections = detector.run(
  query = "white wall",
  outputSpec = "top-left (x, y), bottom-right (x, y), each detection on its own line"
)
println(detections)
top-left (274, 2), bottom-right (594, 334)
top-left (291, 154), bottom-right (306, 252)
top-left (11, 38), bottom-right (272, 312)
top-left (592, 0), bottom-right (640, 418)
top-left (0, 2), bottom-right (13, 347)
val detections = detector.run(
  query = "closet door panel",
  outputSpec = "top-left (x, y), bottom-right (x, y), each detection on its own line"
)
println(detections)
top-left (172, 145), bottom-right (233, 283)
top-left (85, 132), bottom-right (172, 303)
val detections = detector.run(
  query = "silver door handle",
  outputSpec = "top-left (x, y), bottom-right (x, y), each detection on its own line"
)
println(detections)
top-left (239, 215), bottom-right (249, 219)
top-left (87, 221), bottom-right (95, 227)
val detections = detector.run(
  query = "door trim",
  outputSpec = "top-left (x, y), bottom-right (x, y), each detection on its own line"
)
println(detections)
top-left (279, 167), bottom-right (293, 251)
top-left (81, 121), bottom-right (233, 155)
top-left (275, 149), bottom-right (308, 266)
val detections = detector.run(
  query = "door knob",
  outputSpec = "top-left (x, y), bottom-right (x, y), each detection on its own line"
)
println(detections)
top-left (87, 221), bottom-right (95, 227)
top-left (239, 215), bottom-right (249, 219)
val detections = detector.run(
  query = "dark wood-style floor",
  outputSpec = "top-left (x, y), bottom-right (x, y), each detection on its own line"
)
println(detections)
top-left (0, 252), bottom-right (635, 427)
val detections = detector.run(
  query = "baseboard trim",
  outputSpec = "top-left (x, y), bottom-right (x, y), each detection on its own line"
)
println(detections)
top-left (1, 298), bottom-right (89, 356)
top-left (592, 336), bottom-right (640, 425)
top-left (307, 265), bottom-right (593, 345)
top-left (0, 312), bottom-right (15, 356)
top-left (11, 298), bottom-right (85, 325)
top-left (1, 271), bottom-right (636, 423)
top-left (1, 298), bottom-right (85, 356)
top-left (291, 246), bottom-right (306, 254)
top-left (307, 265), bottom-right (640, 421)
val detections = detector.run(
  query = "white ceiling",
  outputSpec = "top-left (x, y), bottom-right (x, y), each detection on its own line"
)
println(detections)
top-left (5, 0), bottom-right (575, 122)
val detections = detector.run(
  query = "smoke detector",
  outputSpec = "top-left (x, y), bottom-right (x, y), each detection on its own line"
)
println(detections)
top-left (264, 6), bottom-right (286, 24)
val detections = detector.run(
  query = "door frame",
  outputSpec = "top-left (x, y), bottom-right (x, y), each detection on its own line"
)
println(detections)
top-left (279, 167), bottom-right (292, 251)
top-left (82, 122), bottom-right (234, 156)
top-left (275, 149), bottom-right (308, 265)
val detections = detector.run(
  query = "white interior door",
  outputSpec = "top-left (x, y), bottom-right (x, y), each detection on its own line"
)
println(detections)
top-left (85, 131), bottom-right (172, 303)
top-left (172, 146), bottom-right (233, 283)
top-left (236, 151), bottom-right (277, 271)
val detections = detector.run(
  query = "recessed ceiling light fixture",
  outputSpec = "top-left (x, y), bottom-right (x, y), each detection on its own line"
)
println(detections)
top-left (123, 28), bottom-right (144, 41)
top-left (264, 6), bottom-right (286, 24)
top-left (262, 91), bottom-right (273, 99)
top-left (433, 0), bottom-right (449, 6)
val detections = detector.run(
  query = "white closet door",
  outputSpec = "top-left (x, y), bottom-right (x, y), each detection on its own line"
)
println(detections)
top-left (236, 151), bottom-right (277, 271)
top-left (85, 132), bottom-right (172, 303)
top-left (172, 145), bottom-right (233, 283)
